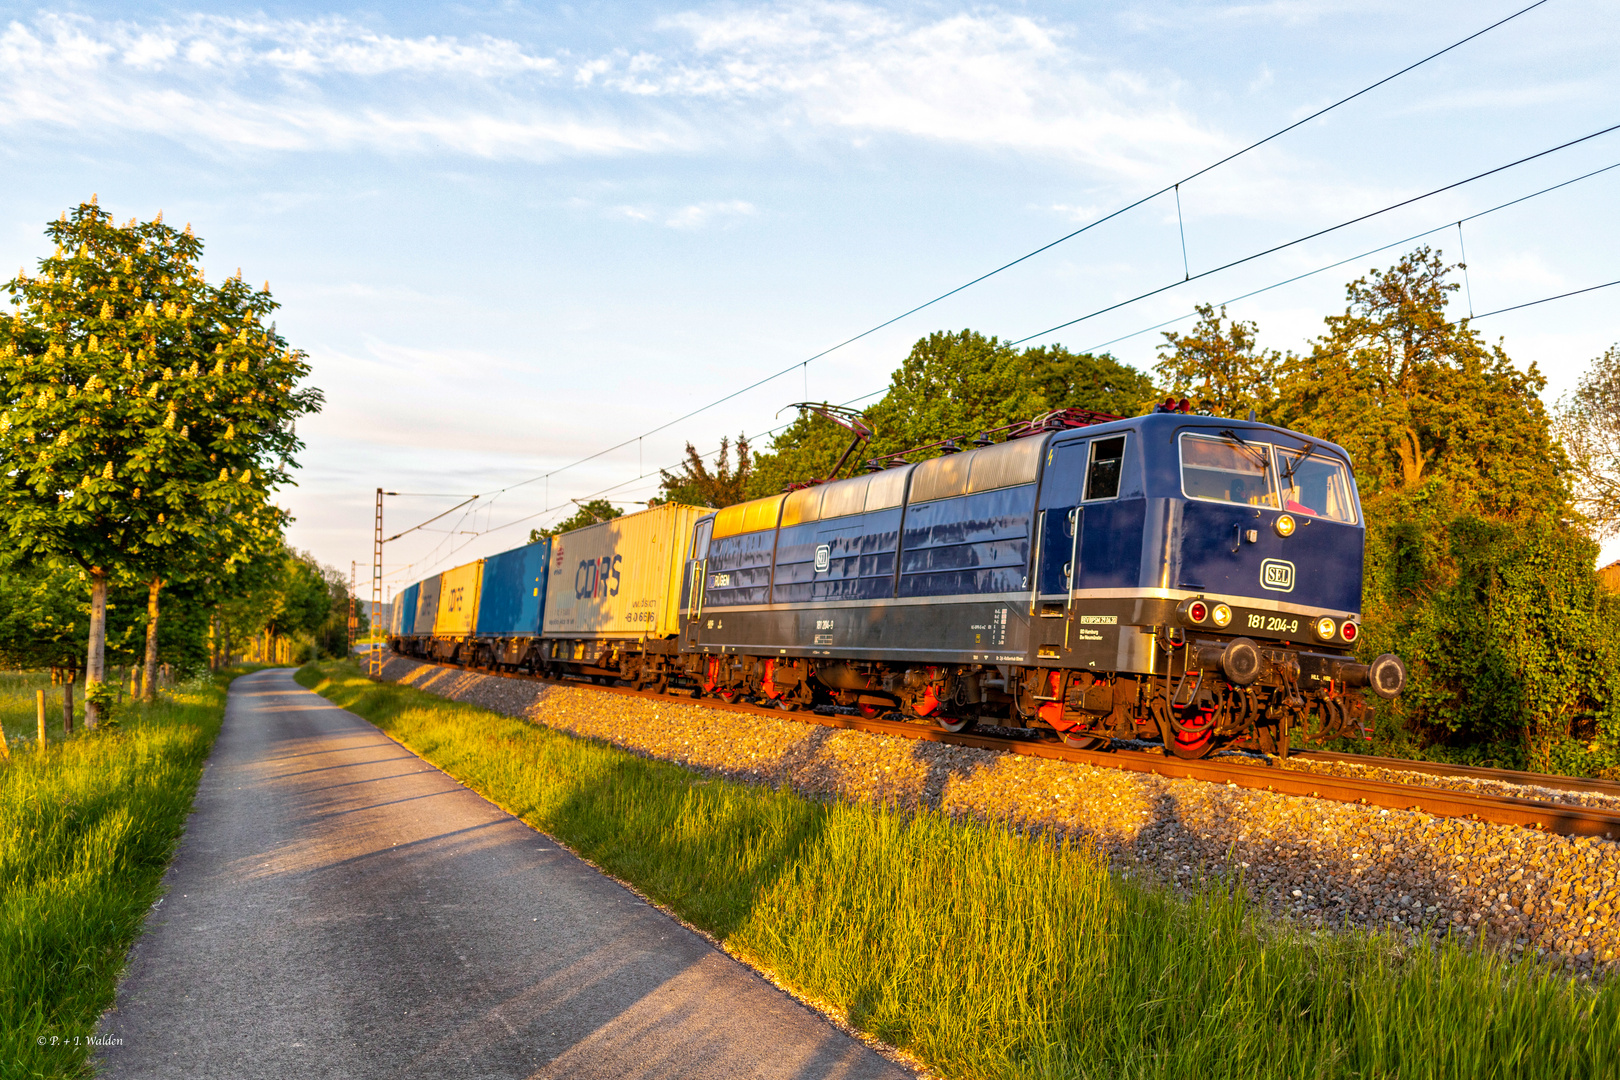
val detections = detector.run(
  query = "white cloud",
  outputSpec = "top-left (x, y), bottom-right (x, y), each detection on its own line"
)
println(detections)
top-left (0, 4), bottom-right (1229, 175)
top-left (0, 13), bottom-right (654, 159)
top-left (636, 3), bottom-right (1225, 175)
top-left (665, 200), bottom-right (757, 228)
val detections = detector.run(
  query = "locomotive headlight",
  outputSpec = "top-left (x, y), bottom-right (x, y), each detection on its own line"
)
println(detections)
top-left (1188, 600), bottom-right (1209, 623)
top-left (1341, 621), bottom-right (1359, 643)
top-left (1212, 603), bottom-right (1233, 628)
top-left (1275, 514), bottom-right (1297, 538)
top-left (1314, 616), bottom-right (1337, 640)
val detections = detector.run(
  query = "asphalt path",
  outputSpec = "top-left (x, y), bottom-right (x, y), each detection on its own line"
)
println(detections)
top-left (97, 668), bottom-right (912, 1079)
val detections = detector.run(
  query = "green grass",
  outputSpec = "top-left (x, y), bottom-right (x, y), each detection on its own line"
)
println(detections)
top-left (0, 670), bottom-right (237, 1080)
top-left (299, 659), bottom-right (1620, 1080)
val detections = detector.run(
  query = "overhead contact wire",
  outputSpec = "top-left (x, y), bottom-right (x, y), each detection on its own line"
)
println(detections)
top-left (1011, 120), bottom-right (1620, 345)
top-left (440, 0), bottom-right (1550, 506)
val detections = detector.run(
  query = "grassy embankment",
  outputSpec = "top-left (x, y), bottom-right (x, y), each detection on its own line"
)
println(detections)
top-left (0, 669), bottom-right (239, 1080)
top-left (300, 659), bottom-right (1618, 1080)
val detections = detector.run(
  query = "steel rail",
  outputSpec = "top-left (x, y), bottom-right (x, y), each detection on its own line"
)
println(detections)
top-left (390, 657), bottom-right (1620, 841)
top-left (1291, 749), bottom-right (1620, 798)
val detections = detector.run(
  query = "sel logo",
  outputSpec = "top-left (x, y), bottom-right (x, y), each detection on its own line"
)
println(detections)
top-left (1260, 558), bottom-right (1295, 593)
top-left (814, 544), bottom-right (831, 573)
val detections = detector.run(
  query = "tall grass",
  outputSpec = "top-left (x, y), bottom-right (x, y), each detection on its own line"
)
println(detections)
top-left (0, 672), bottom-right (231, 1080)
top-left (300, 661), bottom-right (1620, 1080)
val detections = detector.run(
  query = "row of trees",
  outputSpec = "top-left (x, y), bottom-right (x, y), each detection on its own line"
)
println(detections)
top-left (645, 248), bottom-right (1616, 773)
top-left (0, 545), bottom-right (363, 680)
top-left (0, 200), bottom-right (325, 721)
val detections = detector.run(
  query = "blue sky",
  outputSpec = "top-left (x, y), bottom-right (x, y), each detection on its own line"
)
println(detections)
top-left (2, 0), bottom-right (1617, 591)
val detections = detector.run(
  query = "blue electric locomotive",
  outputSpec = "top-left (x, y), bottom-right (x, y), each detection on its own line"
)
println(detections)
top-left (674, 407), bottom-right (1405, 758)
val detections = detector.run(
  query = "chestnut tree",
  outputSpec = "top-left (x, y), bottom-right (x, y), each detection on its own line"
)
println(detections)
top-left (0, 199), bottom-right (322, 721)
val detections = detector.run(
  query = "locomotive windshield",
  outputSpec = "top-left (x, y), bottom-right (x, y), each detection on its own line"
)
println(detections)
top-left (1279, 451), bottom-right (1357, 523)
top-left (1180, 433), bottom-right (1278, 508)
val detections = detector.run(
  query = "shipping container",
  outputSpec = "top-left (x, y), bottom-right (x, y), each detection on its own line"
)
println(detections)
top-left (543, 503), bottom-right (707, 640)
top-left (414, 575), bottom-right (442, 634)
top-left (434, 560), bottom-right (484, 637)
top-left (397, 582), bottom-right (421, 635)
top-left (476, 538), bottom-right (551, 636)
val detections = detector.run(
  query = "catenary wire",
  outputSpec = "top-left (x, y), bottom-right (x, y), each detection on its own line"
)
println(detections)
top-left (388, 153), bottom-right (1616, 579)
top-left (1074, 158), bottom-right (1620, 354)
top-left (394, 260), bottom-right (1613, 581)
top-left (1009, 119), bottom-right (1620, 346)
top-left (386, 266), bottom-right (1613, 586)
top-left (418, 0), bottom-right (1552, 509)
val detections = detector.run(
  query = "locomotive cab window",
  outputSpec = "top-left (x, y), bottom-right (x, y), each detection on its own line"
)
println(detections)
top-left (1180, 432), bottom-right (1278, 508)
top-left (690, 520), bottom-right (713, 560)
top-left (1084, 436), bottom-right (1126, 500)
top-left (1279, 450), bottom-right (1358, 523)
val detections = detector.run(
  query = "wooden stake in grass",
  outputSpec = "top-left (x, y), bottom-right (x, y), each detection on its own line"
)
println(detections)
top-left (36, 690), bottom-right (46, 750)
top-left (62, 675), bottom-right (73, 735)
top-left (0, 715), bottom-right (9, 762)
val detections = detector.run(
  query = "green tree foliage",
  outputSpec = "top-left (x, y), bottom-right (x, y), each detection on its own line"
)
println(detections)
top-left (1273, 248), bottom-right (1563, 516)
top-left (529, 498), bottom-right (625, 541)
top-left (748, 332), bottom-right (1155, 496)
top-left (0, 200), bottom-right (321, 716)
top-left (1154, 303), bottom-right (1279, 419)
top-left (1359, 500), bottom-right (1620, 774)
top-left (1554, 344), bottom-right (1620, 537)
top-left (204, 544), bottom-right (346, 663)
top-left (656, 435), bottom-right (752, 508)
top-left (0, 566), bottom-right (87, 671)
top-left (0, 564), bottom-right (212, 678)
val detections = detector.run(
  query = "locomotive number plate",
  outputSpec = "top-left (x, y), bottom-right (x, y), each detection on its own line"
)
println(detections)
top-left (1246, 613), bottom-right (1301, 635)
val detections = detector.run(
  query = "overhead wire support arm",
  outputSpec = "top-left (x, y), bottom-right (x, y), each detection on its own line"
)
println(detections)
top-left (383, 495), bottom-right (479, 544)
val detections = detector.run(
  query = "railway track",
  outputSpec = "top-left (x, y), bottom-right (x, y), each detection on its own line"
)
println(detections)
top-left (1291, 748), bottom-right (1620, 798)
top-left (391, 656), bottom-right (1620, 841)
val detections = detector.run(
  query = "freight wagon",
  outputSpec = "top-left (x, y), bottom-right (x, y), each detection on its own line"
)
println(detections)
top-left (391, 505), bottom-right (704, 682)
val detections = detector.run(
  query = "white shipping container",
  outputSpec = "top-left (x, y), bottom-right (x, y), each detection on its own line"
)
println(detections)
top-left (542, 503), bottom-right (707, 639)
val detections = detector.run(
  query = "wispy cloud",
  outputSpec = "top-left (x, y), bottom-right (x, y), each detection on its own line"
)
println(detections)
top-left (0, 4), bottom-right (1227, 174)
top-left (0, 13), bottom-right (671, 158)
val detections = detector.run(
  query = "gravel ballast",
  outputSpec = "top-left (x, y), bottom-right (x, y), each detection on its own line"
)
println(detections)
top-left (375, 656), bottom-right (1620, 975)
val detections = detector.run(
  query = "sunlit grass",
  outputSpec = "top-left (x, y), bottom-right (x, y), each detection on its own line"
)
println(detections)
top-left (0, 671), bottom-right (235, 1080)
top-left (300, 659), bottom-right (1620, 1080)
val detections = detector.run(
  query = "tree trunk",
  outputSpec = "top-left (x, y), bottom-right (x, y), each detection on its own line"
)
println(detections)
top-left (85, 569), bottom-right (107, 729)
top-left (142, 575), bottom-right (163, 703)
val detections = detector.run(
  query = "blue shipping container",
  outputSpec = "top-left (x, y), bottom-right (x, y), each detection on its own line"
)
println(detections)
top-left (397, 582), bottom-right (421, 635)
top-left (476, 538), bottom-right (551, 636)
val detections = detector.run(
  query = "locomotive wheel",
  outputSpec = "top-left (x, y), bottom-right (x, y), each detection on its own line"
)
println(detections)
top-left (1061, 730), bottom-right (1109, 750)
top-left (935, 714), bottom-right (978, 734)
top-left (1170, 709), bottom-right (1217, 760)
top-left (857, 703), bottom-right (881, 719)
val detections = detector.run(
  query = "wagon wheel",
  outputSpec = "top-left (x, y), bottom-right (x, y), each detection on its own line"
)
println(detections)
top-left (856, 703), bottom-right (881, 719)
top-left (935, 714), bottom-right (978, 734)
top-left (1061, 729), bottom-right (1110, 750)
top-left (1169, 707), bottom-right (1217, 760)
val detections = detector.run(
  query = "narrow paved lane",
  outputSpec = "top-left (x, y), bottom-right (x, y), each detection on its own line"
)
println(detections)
top-left (98, 669), bottom-right (911, 1080)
